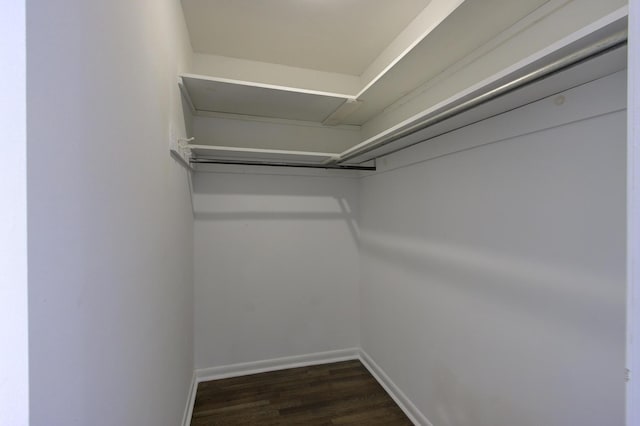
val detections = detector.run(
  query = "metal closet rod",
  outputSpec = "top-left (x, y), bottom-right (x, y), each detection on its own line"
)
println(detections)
top-left (335, 29), bottom-right (629, 164)
top-left (190, 157), bottom-right (376, 171)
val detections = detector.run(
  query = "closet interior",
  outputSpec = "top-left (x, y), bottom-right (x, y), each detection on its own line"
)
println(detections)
top-left (21, 1), bottom-right (633, 425)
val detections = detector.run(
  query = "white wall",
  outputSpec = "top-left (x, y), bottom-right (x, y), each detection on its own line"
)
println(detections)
top-left (358, 71), bottom-right (627, 426)
top-left (0, 2), bottom-right (28, 425)
top-left (192, 53), bottom-right (361, 96)
top-left (27, 1), bottom-right (194, 425)
top-left (192, 114), bottom-right (360, 153)
top-left (193, 170), bottom-right (360, 369)
top-left (627, 0), bottom-right (640, 423)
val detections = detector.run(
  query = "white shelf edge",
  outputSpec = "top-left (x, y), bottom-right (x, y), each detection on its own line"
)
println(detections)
top-left (188, 144), bottom-right (339, 159)
top-left (180, 73), bottom-right (355, 100)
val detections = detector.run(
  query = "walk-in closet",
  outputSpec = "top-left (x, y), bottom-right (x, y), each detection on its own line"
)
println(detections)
top-left (3, 1), bottom-right (639, 425)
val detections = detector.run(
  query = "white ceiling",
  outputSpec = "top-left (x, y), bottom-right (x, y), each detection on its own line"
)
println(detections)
top-left (181, 0), bottom-right (430, 76)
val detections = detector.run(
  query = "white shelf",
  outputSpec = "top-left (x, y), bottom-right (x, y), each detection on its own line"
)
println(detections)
top-left (188, 144), bottom-right (338, 164)
top-left (180, 74), bottom-right (350, 123)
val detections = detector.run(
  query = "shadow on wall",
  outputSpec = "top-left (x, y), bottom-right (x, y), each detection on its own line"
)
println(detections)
top-left (191, 171), bottom-right (360, 242)
top-left (359, 230), bottom-right (624, 344)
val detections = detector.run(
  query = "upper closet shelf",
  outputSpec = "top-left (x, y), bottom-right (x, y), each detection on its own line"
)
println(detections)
top-left (180, 74), bottom-right (352, 123)
top-left (188, 144), bottom-right (337, 163)
top-left (183, 144), bottom-right (375, 171)
top-left (175, 2), bottom-right (628, 171)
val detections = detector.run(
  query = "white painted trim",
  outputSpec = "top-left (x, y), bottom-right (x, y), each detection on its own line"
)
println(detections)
top-left (181, 372), bottom-right (197, 426)
top-left (181, 73), bottom-right (354, 100)
top-left (627, 0), bottom-right (639, 424)
top-left (190, 348), bottom-right (430, 425)
top-left (358, 350), bottom-right (433, 426)
top-left (195, 348), bottom-right (360, 382)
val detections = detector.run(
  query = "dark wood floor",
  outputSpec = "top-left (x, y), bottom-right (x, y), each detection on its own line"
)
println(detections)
top-left (191, 360), bottom-right (412, 425)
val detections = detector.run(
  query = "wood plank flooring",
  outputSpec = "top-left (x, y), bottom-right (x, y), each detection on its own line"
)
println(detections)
top-left (191, 360), bottom-right (412, 425)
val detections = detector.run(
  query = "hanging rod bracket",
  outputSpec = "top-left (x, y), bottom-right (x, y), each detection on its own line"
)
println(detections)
top-left (169, 135), bottom-right (194, 170)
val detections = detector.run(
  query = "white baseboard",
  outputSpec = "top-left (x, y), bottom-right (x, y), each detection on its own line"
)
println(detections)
top-left (188, 347), bottom-right (431, 426)
top-left (195, 348), bottom-right (360, 382)
top-left (181, 372), bottom-right (197, 426)
top-left (358, 349), bottom-right (433, 426)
